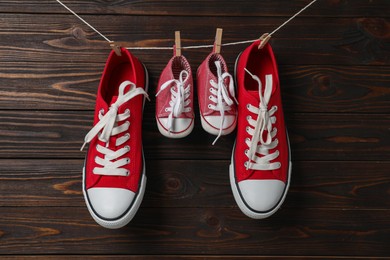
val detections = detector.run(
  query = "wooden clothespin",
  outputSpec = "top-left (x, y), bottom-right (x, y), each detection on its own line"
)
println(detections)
top-left (175, 31), bottom-right (181, 56)
top-left (109, 41), bottom-right (122, 56)
top-left (258, 33), bottom-right (271, 49)
top-left (214, 28), bottom-right (223, 54)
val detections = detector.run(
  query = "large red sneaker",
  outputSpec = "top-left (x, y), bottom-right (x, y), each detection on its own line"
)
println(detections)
top-left (81, 48), bottom-right (149, 229)
top-left (230, 40), bottom-right (291, 219)
top-left (197, 49), bottom-right (237, 145)
top-left (155, 50), bottom-right (194, 138)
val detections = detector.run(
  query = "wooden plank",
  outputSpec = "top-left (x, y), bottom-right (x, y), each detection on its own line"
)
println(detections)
top-left (0, 207), bottom-right (389, 255)
top-left (286, 113), bottom-right (390, 161)
top-left (0, 15), bottom-right (388, 66)
top-left (1, 256), bottom-right (388, 260)
top-left (0, 111), bottom-right (388, 160)
top-left (0, 0), bottom-right (388, 17)
top-left (0, 160), bottom-right (389, 210)
top-left (1, 64), bottom-right (389, 112)
top-left (280, 65), bottom-right (390, 113)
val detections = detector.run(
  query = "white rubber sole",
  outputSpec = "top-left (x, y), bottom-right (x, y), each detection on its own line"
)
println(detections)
top-left (82, 63), bottom-right (149, 229)
top-left (156, 118), bottom-right (194, 139)
top-left (82, 163), bottom-right (146, 229)
top-left (200, 114), bottom-right (236, 136)
top-left (229, 156), bottom-right (291, 219)
top-left (229, 133), bottom-right (292, 219)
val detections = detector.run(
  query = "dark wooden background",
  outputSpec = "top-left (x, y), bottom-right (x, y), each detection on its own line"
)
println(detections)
top-left (0, 0), bottom-right (389, 259)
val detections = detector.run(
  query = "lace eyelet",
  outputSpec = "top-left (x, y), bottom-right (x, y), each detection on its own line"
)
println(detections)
top-left (208, 104), bottom-right (212, 109)
top-left (125, 108), bottom-right (130, 114)
top-left (209, 87), bottom-right (213, 92)
top-left (246, 126), bottom-right (250, 132)
top-left (246, 104), bottom-right (250, 109)
top-left (99, 108), bottom-right (104, 115)
top-left (245, 137), bottom-right (250, 142)
top-left (164, 108), bottom-right (168, 112)
top-left (126, 158), bottom-right (130, 164)
top-left (246, 115), bottom-right (251, 121)
top-left (125, 145), bottom-right (130, 151)
top-left (244, 149), bottom-right (248, 155)
top-left (126, 170), bottom-right (130, 176)
top-left (209, 80), bottom-right (214, 84)
top-left (209, 96), bottom-right (212, 100)
top-left (125, 133), bottom-right (130, 138)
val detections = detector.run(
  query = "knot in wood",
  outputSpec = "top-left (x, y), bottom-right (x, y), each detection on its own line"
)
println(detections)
top-left (166, 177), bottom-right (181, 191)
top-left (312, 74), bottom-right (335, 97)
top-left (358, 18), bottom-right (389, 39)
top-left (72, 27), bottom-right (86, 40)
top-left (206, 216), bottom-right (220, 227)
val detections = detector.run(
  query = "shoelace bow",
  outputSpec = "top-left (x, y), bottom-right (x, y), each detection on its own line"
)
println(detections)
top-left (244, 69), bottom-right (280, 171)
top-left (209, 61), bottom-right (238, 145)
top-left (156, 70), bottom-right (191, 132)
top-left (81, 81), bottom-right (149, 176)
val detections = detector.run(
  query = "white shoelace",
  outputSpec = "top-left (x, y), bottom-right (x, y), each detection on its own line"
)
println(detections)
top-left (244, 69), bottom-right (280, 171)
top-left (156, 70), bottom-right (192, 132)
top-left (209, 61), bottom-right (238, 145)
top-left (81, 81), bottom-right (149, 176)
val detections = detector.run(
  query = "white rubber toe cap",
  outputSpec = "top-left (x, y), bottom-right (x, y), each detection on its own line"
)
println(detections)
top-left (157, 117), bottom-right (193, 138)
top-left (204, 115), bottom-right (235, 130)
top-left (87, 187), bottom-right (135, 220)
top-left (159, 118), bottom-right (192, 133)
top-left (238, 179), bottom-right (285, 212)
top-left (201, 115), bottom-right (236, 135)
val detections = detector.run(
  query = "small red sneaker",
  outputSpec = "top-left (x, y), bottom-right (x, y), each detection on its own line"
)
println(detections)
top-left (155, 50), bottom-right (194, 138)
top-left (197, 49), bottom-right (237, 145)
top-left (230, 41), bottom-right (291, 219)
top-left (81, 48), bottom-right (149, 229)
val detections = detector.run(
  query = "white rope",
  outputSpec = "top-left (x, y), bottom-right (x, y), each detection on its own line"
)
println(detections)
top-left (55, 0), bottom-right (112, 42)
top-left (269, 0), bottom-right (319, 37)
top-left (56, 0), bottom-right (318, 50)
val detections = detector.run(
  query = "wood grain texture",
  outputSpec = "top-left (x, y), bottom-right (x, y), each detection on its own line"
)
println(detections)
top-left (1, 256), bottom-right (388, 260)
top-left (0, 160), bottom-right (389, 210)
top-left (0, 15), bottom-right (388, 66)
top-left (0, 0), bottom-right (388, 17)
top-left (0, 207), bottom-right (389, 255)
top-left (0, 1), bottom-right (389, 258)
top-left (280, 65), bottom-right (390, 113)
top-left (0, 111), bottom-right (388, 160)
top-left (1, 64), bottom-right (389, 112)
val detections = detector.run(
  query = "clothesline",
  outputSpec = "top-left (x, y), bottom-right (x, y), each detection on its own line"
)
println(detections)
top-left (55, 0), bottom-right (318, 50)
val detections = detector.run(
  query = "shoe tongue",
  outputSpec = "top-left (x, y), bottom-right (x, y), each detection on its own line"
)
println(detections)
top-left (247, 90), bottom-right (260, 101)
top-left (110, 95), bottom-right (119, 106)
top-left (210, 73), bottom-right (218, 84)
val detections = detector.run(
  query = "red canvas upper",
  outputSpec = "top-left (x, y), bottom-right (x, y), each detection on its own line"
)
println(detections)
top-left (234, 40), bottom-right (289, 183)
top-left (197, 52), bottom-right (237, 129)
top-left (155, 54), bottom-right (194, 121)
top-left (85, 48), bottom-right (146, 193)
